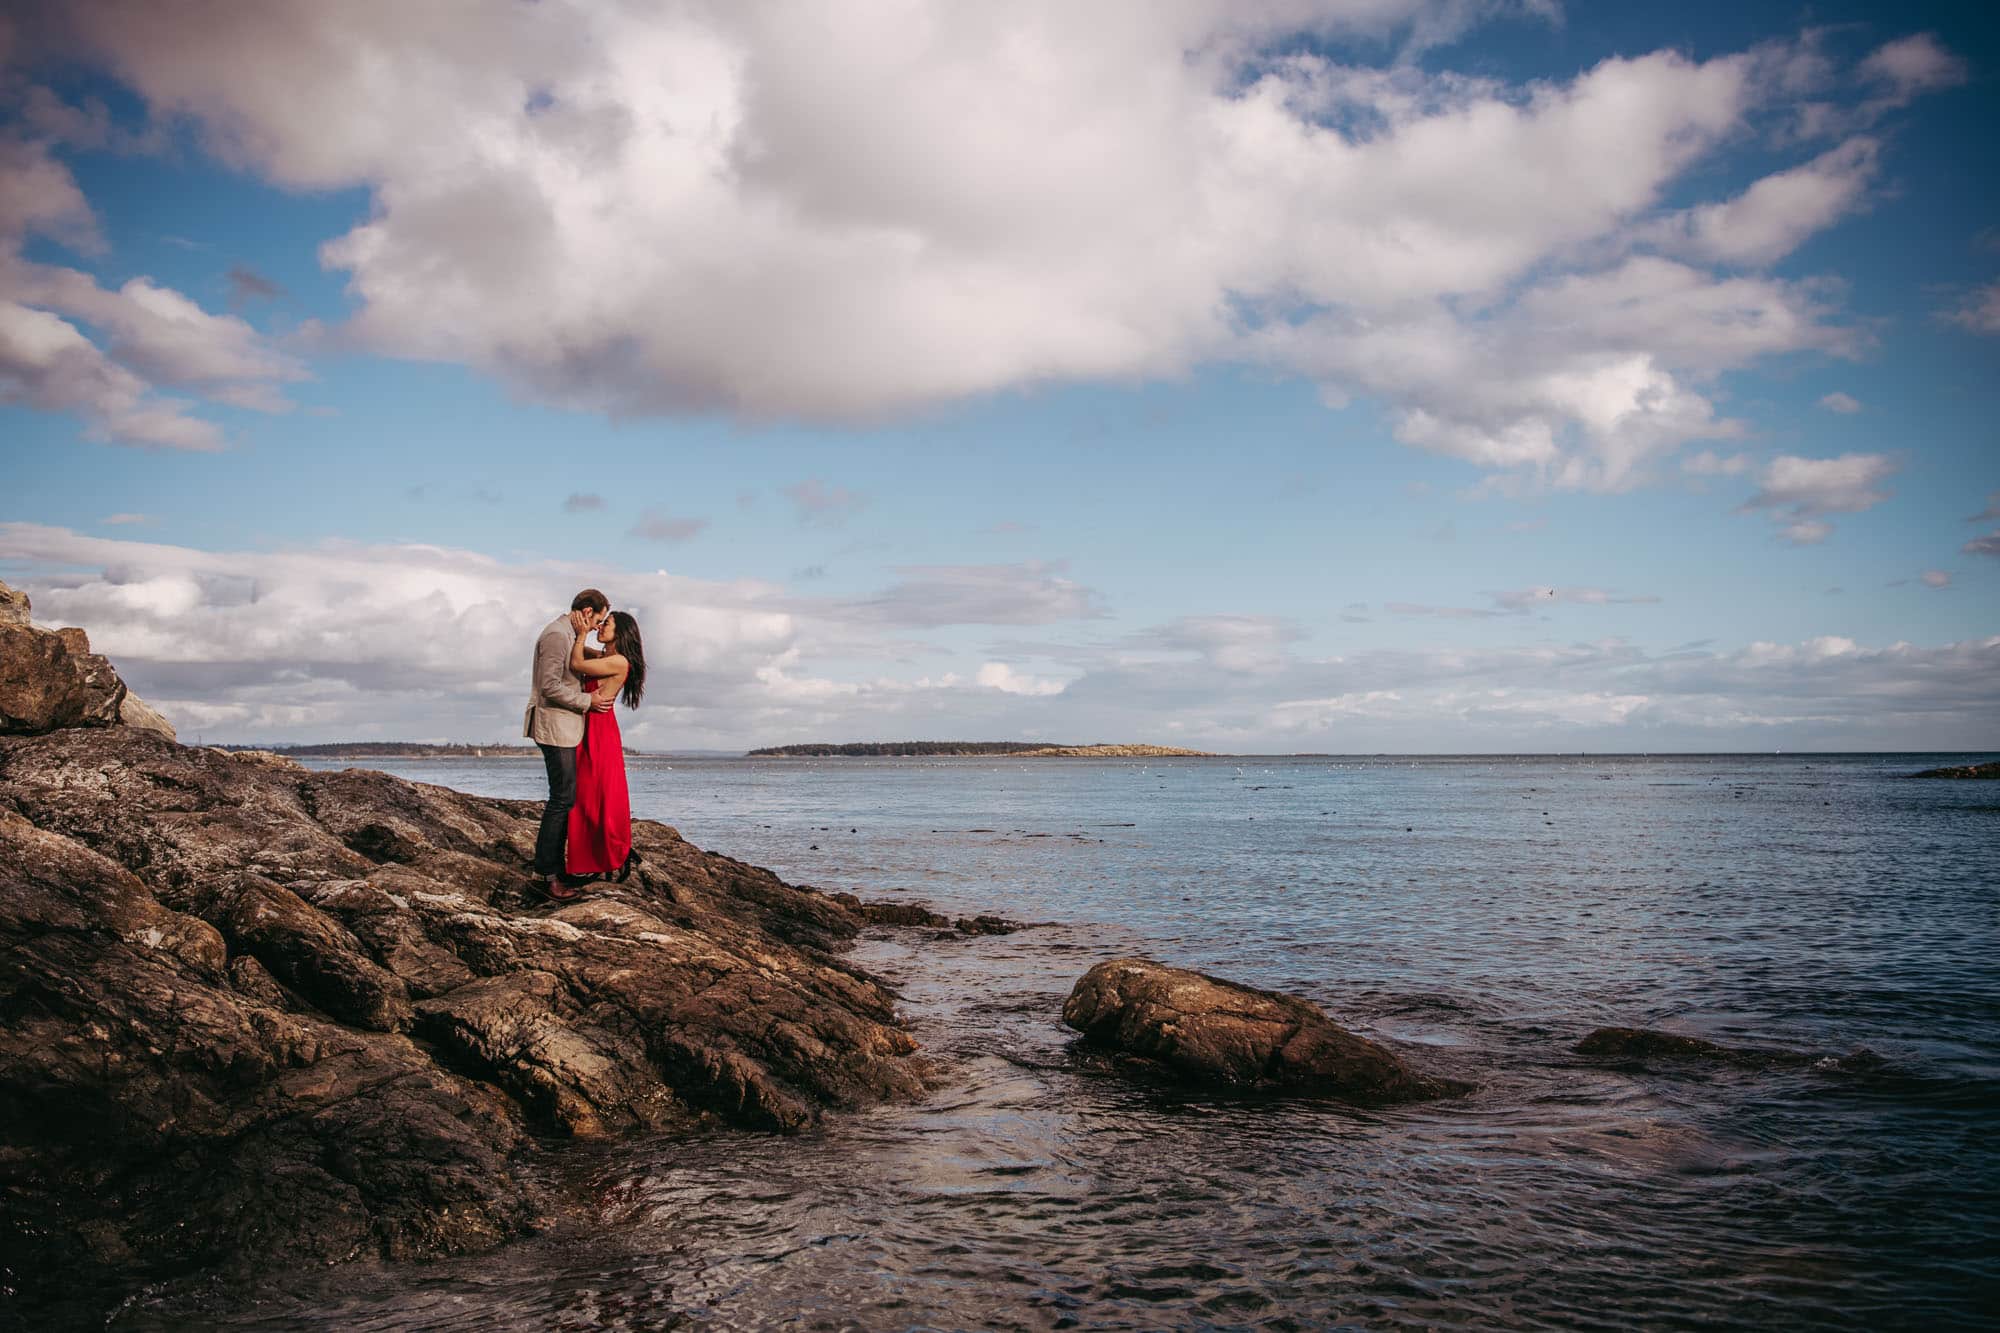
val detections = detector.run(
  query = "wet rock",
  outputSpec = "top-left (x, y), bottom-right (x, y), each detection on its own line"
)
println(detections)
top-left (0, 639), bottom-right (935, 1312)
top-left (1907, 760), bottom-right (2000, 780)
top-left (1062, 958), bottom-right (1469, 1102)
top-left (1575, 1026), bottom-right (1738, 1062)
top-left (1574, 1025), bottom-right (1879, 1072)
top-left (954, 913), bottom-right (1022, 936)
top-left (828, 892), bottom-right (1025, 936)
top-left (831, 893), bottom-right (948, 927)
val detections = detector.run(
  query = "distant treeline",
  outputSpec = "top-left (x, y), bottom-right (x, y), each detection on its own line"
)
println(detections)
top-left (748, 741), bottom-right (1065, 757)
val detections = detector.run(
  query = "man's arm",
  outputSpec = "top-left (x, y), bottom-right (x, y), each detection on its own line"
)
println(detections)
top-left (536, 628), bottom-right (595, 713)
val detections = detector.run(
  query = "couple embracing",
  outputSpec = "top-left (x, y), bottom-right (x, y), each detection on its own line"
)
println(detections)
top-left (525, 589), bottom-right (648, 902)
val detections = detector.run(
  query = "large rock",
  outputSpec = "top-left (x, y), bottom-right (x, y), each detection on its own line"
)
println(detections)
top-left (1908, 760), bottom-right (2000, 780)
top-left (0, 706), bottom-right (934, 1314)
top-left (1062, 958), bottom-right (1468, 1102)
top-left (0, 580), bottom-right (173, 739)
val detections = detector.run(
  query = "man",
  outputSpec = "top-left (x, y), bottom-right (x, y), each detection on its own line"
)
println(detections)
top-left (525, 589), bottom-right (616, 901)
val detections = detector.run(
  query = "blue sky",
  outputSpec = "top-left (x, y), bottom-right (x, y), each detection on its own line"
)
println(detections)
top-left (1, 1), bottom-right (1995, 750)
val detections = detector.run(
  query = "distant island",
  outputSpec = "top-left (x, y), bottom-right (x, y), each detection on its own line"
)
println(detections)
top-left (747, 741), bottom-right (1217, 758)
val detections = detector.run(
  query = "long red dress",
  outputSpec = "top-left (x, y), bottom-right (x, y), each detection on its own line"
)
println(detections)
top-left (566, 675), bottom-right (632, 875)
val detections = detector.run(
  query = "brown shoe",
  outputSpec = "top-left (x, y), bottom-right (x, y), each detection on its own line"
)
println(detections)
top-left (531, 875), bottom-right (586, 903)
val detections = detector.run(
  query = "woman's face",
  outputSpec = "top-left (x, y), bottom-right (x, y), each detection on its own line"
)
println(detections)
top-left (598, 617), bottom-right (617, 647)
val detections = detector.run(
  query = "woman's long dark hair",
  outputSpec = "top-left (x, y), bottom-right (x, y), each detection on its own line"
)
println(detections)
top-left (607, 610), bottom-right (646, 708)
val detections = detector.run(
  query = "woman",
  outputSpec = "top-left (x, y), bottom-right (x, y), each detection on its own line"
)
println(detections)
top-left (566, 609), bottom-right (647, 883)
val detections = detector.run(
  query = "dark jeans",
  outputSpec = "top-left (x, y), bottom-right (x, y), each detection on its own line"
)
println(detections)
top-left (533, 741), bottom-right (578, 875)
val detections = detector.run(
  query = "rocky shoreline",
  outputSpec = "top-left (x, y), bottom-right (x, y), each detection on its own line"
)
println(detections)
top-left (0, 581), bottom-right (975, 1317)
top-left (0, 580), bottom-right (1467, 1321)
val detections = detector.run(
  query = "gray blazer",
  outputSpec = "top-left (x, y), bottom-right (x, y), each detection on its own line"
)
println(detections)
top-left (522, 615), bottom-right (594, 746)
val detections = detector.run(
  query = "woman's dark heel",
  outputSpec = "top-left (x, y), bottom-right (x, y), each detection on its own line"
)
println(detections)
top-left (616, 848), bottom-right (643, 883)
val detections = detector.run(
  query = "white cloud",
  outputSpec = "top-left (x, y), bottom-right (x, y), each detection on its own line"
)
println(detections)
top-left (839, 561), bottom-right (1107, 628)
top-left (1968, 491), bottom-right (2000, 524)
top-left (1857, 32), bottom-right (1969, 106)
top-left (1487, 586), bottom-right (1661, 611)
top-left (0, 135), bottom-right (97, 248)
top-left (975, 661), bottom-right (1066, 696)
top-left (1385, 600), bottom-right (1511, 619)
top-left (1683, 449), bottom-right (1752, 476)
top-left (1643, 136), bottom-right (1878, 267)
top-left (1920, 570), bottom-right (1950, 589)
top-left (1943, 282), bottom-right (2000, 335)
top-left (1781, 519), bottom-right (1833, 546)
top-left (1128, 615), bottom-right (1306, 672)
top-left (3, 523), bottom-right (1993, 750)
top-left (1741, 451), bottom-right (1897, 543)
top-left (1965, 531), bottom-right (2000, 559)
top-left (1819, 391), bottom-right (1862, 413)
top-left (782, 479), bottom-right (867, 527)
top-left (0, 298), bottom-right (222, 449)
top-left (0, 135), bottom-right (304, 447)
top-left (20, 5), bottom-right (1955, 487)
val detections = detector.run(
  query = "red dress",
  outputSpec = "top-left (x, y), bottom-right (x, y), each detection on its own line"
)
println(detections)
top-left (566, 674), bottom-right (632, 875)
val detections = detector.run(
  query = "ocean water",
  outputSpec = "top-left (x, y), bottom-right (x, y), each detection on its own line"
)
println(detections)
top-left (125, 754), bottom-right (1999, 1330)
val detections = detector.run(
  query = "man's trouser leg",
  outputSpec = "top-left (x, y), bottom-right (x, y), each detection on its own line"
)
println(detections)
top-left (533, 741), bottom-right (578, 875)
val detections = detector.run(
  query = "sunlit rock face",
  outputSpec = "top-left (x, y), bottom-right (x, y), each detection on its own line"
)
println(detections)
top-left (0, 579), bottom-right (175, 740)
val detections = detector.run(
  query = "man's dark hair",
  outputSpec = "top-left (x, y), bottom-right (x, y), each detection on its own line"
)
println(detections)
top-left (571, 588), bottom-right (609, 614)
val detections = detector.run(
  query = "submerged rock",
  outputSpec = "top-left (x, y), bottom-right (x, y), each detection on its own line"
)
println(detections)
top-left (1574, 1026), bottom-right (1881, 1072)
top-left (0, 669), bottom-right (936, 1310)
top-left (1575, 1026), bottom-right (1741, 1062)
top-left (829, 891), bottom-right (1026, 935)
top-left (1061, 958), bottom-right (1469, 1102)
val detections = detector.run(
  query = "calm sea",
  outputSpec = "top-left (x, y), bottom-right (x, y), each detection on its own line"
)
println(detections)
top-left (126, 754), bottom-right (2000, 1330)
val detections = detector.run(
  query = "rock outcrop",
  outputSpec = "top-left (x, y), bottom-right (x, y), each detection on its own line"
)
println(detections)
top-left (1908, 760), bottom-right (2000, 780)
top-left (0, 681), bottom-right (936, 1311)
top-left (0, 579), bottom-right (175, 740)
top-left (1062, 958), bottom-right (1469, 1102)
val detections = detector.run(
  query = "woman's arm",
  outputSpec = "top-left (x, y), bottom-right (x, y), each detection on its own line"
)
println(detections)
top-left (570, 633), bottom-right (627, 679)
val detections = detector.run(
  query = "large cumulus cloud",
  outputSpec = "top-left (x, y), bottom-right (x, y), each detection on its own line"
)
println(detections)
top-left (6, 2), bottom-right (1959, 488)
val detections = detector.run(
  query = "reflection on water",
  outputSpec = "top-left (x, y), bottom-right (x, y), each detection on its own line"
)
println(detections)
top-left (120, 755), bottom-right (1999, 1329)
